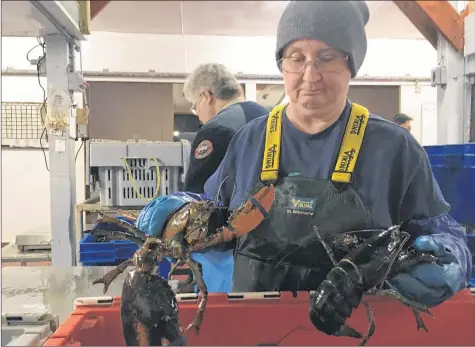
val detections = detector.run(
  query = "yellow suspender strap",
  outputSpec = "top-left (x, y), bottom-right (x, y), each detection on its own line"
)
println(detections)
top-left (260, 104), bottom-right (286, 182)
top-left (260, 102), bottom-right (370, 184)
top-left (331, 103), bottom-right (370, 183)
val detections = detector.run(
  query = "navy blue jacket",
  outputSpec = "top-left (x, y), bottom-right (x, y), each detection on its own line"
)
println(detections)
top-left (204, 100), bottom-right (472, 290)
top-left (184, 101), bottom-right (269, 193)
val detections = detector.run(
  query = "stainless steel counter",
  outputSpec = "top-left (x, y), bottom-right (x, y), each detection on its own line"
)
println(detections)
top-left (1, 266), bottom-right (127, 324)
top-left (1, 244), bottom-right (51, 264)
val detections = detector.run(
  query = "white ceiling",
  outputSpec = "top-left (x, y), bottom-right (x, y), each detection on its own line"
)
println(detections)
top-left (91, 1), bottom-right (425, 40)
top-left (1, 0), bottom-right (85, 39)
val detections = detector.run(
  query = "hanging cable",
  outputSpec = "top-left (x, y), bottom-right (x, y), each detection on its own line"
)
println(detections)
top-left (28, 37), bottom-right (50, 172)
top-left (75, 140), bottom-right (84, 161)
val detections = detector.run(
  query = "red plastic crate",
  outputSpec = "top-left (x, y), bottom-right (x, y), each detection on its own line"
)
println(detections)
top-left (44, 289), bottom-right (475, 346)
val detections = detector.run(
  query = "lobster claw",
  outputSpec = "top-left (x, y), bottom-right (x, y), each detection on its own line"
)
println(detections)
top-left (189, 185), bottom-right (275, 252)
top-left (222, 184), bottom-right (275, 241)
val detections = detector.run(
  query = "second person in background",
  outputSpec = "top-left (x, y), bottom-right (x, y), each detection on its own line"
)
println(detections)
top-left (394, 113), bottom-right (413, 132)
top-left (183, 63), bottom-right (269, 193)
top-left (135, 64), bottom-right (268, 293)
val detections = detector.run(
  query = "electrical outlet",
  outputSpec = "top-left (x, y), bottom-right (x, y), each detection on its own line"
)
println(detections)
top-left (431, 66), bottom-right (447, 87)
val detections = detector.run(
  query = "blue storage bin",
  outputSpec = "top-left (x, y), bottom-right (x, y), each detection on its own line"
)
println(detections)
top-left (79, 233), bottom-right (171, 276)
top-left (424, 144), bottom-right (475, 226)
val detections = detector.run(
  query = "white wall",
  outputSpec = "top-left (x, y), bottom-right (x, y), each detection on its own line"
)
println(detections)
top-left (1, 76), bottom-right (86, 242)
top-left (1, 33), bottom-right (438, 242)
top-left (80, 33), bottom-right (437, 77)
top-left (400, 84), bottom-right (439, 145)
top-left (3, 33), bottom-right (437, 77)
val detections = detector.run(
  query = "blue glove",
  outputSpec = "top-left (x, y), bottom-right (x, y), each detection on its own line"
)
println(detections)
top-left (388, 235), bottom-right (464, 307)
top-left (136, 191), bottom-right (220, 237)
top-left (136, 193), bottom-right (206, 237)
top-left (136, 192), bottom-right (231, 292)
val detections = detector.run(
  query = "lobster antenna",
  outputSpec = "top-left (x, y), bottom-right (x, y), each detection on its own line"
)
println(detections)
top-left (214, 176), bottom-right (228, 202)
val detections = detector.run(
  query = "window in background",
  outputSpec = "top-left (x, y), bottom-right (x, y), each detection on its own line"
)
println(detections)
top-left (173, 113), bottom-right (200, 143)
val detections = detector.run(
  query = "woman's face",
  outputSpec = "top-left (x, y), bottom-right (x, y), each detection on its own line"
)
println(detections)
top-left (281, 39), bottom-right (352, 112)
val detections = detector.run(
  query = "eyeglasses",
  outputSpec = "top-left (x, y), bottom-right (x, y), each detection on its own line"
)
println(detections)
top-left (190, 94), bottom-right (203, 115)
top-left (278, 52), bottom-right (349, 74)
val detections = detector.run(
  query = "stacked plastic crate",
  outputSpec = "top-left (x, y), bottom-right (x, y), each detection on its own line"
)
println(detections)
top-left (424, 144), bottom-right (475, 286)
top-left (79, 140), bottom-right (192, 276)
top-left (2, 313), bottom-right (58, 347)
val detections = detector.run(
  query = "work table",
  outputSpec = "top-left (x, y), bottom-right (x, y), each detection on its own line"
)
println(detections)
top-left (2, 266), bottom-right (127, 324)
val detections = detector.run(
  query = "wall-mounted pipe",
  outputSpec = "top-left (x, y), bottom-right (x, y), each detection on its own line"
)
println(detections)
top-left (1, 69), bottom-right (432, 84)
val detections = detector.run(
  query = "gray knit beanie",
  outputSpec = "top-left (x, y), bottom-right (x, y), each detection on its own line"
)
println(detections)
top-left (276, 1), bottom-right (370, 78)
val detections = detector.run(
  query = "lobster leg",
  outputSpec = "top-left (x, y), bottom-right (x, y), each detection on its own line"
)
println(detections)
top-left (87, 229), bottom-right (146, 246)
top-left (168, 260), bottom-right (197, 293)
top-left (98, 215), bottom-right (148, 244)
top-left (412, 309), bottom-right (429, 333)
top-left (358, 301), bottom-right (375, 346)
top-left (375, 289), bottom-right (433, 317)
top-left (183, 258), bottom-right (208, 335)
top-left (92, 259), bottom-right (133, 294)
top-left (168, 260), bottom-right (183, 281)
top-left (117, 209), bottom-right (139, 221)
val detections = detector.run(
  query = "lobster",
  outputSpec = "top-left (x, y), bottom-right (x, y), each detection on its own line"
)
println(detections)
top-left (310, 225), bottom-right (438, 346)
top-left (88, 185), bottom-right (275, 346)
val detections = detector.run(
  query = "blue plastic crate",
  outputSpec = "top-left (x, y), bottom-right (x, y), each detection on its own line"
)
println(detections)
top-left (424, 144), bottom-right (475, 226)
top-left (79, 233), bottom-right (171, 276)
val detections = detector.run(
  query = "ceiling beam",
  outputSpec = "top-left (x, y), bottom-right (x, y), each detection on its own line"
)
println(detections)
top-left (393, 1), bottom-right (465, 52)
top-left (90, 0), bottom-right (110, 20)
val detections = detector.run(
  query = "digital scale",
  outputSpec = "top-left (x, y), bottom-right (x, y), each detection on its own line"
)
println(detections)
top-left (14, 230), bottom-right (52, 252)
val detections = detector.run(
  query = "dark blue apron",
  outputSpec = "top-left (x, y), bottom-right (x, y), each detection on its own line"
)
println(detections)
top-left (232, 102), bottom-right (372, 292)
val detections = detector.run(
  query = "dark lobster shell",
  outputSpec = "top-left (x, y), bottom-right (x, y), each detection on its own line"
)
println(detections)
top-left (121, 270), bottom-right (186, 346)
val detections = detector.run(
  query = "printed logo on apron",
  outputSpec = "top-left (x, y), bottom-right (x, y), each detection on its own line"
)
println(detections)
top-left (287, 197), bottom-right (317, 216)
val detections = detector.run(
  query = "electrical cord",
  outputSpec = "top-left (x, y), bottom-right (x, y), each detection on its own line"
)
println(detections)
top-left (27, 38), bottom-right (50, 172)
top-left (26, 42), bottom-right (42, 63)
top-left (74, 43), bottom-right (88, 163)
top-left (75, 140), bottom-right (84, 161)
top-left (30, 39), bottom-right (89, 170)
top-left (120, 157), bottom-right (162, 201)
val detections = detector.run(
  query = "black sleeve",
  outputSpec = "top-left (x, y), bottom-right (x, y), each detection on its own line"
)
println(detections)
top-left (184, 125), bottom-right (236, 194)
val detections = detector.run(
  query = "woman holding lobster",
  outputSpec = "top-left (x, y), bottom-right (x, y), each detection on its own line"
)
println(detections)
top-left (136, 0), bottom-right (472, 340)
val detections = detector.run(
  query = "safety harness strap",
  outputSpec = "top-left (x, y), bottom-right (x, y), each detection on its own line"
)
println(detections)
top-left (260, 102), bottom-right (370, 184)
top-left (260, 104), bottom-right (286, 182)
